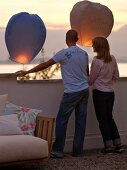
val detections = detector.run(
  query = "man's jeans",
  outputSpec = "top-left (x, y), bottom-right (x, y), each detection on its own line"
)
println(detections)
top-left (52, 88), bottom-right (89, 155)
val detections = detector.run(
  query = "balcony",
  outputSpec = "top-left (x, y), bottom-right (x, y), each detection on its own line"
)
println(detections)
top-left (0, 74), bottom-right (127, 169)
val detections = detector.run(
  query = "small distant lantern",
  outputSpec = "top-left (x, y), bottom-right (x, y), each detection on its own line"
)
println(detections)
top-left (70, 0), bottom-right (114, 46)
top-left (5, 12), bottom-right (46, 64)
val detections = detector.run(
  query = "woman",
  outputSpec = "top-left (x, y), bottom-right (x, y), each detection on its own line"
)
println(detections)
top-left (89, 37), bottom-right (124, 153)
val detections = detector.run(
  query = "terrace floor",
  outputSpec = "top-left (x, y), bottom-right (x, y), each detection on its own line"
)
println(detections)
top-left (1, 145), bottom-right (127, 170)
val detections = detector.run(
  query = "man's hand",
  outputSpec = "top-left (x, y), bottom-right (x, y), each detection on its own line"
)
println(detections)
top-left (15, 70), bottom-right (28, 77)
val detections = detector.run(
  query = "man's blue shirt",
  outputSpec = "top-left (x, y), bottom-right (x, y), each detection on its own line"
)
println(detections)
top-left (52, 45), bottom-right (89, 93)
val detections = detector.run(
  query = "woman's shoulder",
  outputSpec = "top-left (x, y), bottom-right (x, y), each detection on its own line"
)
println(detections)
top-left (92, 56), bottom-right (103, 66)
top-left (111, 55), bottom-right (116, 59)
top-left (111, 55), bottom-right (117, 62)
top-left (92, 56), bottom-right (103, 63)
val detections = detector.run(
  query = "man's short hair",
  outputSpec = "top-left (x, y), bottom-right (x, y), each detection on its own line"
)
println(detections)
top-left (66, 29), bottom-right (78, 42)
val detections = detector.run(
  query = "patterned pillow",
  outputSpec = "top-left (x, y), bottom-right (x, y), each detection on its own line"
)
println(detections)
top-left (4, 102), bottom-right (42, 136)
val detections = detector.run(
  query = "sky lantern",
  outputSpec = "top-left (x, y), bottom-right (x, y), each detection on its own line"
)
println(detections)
top-left (70, 1), bottom-right (114, 46)
top-left (5, 12), bottom-right (46, 64)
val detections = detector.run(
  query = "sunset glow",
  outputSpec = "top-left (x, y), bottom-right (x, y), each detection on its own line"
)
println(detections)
top-left (0, 0), bottom-right (127, 31)
top-left (0, 0), bottom-right (127, 66)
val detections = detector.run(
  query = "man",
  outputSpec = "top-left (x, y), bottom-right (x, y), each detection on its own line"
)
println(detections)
top-left (16, 29), bottom-right (89, 158)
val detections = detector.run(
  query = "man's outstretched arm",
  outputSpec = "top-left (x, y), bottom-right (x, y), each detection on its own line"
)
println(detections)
top-left (15, 59), bottom-right (56, 76)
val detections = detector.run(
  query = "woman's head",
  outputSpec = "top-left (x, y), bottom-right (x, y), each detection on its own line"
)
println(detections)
top-left (92, 37), bottom-right (112, 63)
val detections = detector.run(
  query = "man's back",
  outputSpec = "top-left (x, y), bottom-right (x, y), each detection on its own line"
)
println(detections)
top-left (52, 45), bottom-right (89, 93)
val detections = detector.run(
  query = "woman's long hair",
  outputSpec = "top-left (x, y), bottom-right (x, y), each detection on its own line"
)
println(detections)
top-left (92, 37), bottom-right (112, 63)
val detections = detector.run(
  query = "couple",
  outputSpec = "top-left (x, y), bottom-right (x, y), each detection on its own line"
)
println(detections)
top-left (16, 29), bottom-right (124, 158)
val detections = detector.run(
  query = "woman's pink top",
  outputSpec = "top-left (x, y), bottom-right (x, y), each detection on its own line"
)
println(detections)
top-left (89, 56), bottom-right (119, 92)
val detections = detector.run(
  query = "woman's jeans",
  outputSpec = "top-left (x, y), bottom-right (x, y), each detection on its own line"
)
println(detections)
top-left (52, 88), bottom-right (89, 155)
top-left (93, 89), bottom-right (121, 147)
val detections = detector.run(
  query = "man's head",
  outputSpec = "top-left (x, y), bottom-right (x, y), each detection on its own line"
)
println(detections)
top-left (66, 29), bottom-right (78, 46)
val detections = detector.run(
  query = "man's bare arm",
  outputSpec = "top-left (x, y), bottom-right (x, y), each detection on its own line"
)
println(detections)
top-left (15, 59), bottom-right (56, 76)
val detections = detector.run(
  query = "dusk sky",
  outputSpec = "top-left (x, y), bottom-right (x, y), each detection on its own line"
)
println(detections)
top-left (0, 0), bottom-right (127, 63)
top-left (0, 0), bottom-right (127, 31)
top-left (0, 0), bottom-right (126, 76)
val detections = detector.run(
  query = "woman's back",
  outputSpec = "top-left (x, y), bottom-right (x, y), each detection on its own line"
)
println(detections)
top-left (89, 56), bottom-right (119, 92)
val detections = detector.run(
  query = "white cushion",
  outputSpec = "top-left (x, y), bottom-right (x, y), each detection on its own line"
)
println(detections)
top-left (0, 135), bottom-right (49, 163)
top-left (0, 94), bottom-right (8, 115)
top-left (0, 114), bottom-right (23, 135)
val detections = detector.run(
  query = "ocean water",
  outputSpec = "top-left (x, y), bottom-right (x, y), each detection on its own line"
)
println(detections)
top-left (0, 63), bottom-right (126, 78)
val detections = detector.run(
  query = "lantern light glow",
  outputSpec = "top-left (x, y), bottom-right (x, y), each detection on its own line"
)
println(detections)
top-left (15, 55), bottom-right (29, 64)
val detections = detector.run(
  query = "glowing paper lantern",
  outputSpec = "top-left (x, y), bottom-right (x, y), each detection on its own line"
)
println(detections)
top-left (70, 1), bottom-right (114, 46)
top-left (5, 12), bottom-right (46, 64)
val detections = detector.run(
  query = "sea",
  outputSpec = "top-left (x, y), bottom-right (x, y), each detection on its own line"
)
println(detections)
top-left (0, 63), bottom-right (126, 79)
